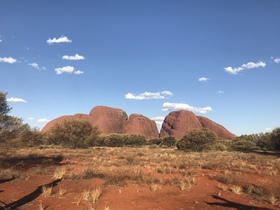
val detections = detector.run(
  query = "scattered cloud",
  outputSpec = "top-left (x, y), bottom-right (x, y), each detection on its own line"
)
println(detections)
top-left (241, 61), bottom-right (266, 69)
top-left (37, 118), bottom-right (49, 123)
top-left (265, 128), bottom-right (272, 132)
top-left (151, 116), bottom-right (165, 130)
top-left (218, 90), bottom-right (224, 94)
top-left (7, 97), bottom-right (27, 103)
top-left (162, 102), bottom-right (212, 114)
top-left (0, 57), bottom-right (17, 64)
top-left (28, 63), bottom-right (46, 70)
top-left (0, 39), bottom-right (2, 42)
top-left (55, 66), bottom-right (83, 75)
top-left (28, 117), bottom-right (35, 121)
top-left (47, 36), bottom-right (72, 45)
top-left (62, 54), bottom-right (85, 60)
top-left (74, 70), bottom-right (84, 74)
top-left (224, 66), bottom-right (244, 74)
top-left (198, 77), bottom-right (210, 82)
top-left (125, 91), bottom-right (173, 100)
top-left (225, 61), bottom-right (266, 75)
top-left (274, 58), bottom-right (280, 63)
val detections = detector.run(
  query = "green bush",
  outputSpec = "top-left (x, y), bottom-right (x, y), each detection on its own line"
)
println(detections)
top-left (148, 138), bottom-right (162, 145)
top-left (271, 127), bottom-right (280, 151)
top-left (176, 128), bottom-right (218, 152)
top-left (45, 119), bottom-right (100, 148)
top-left (162, 136), bottom-right (177, 147)
top-left (103, 133), bottom-right (147, 147)
top-left (229, 139), bottom-right (258, 152)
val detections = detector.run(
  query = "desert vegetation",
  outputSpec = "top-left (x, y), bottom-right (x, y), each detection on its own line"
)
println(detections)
top-left (1, 91), bottom-right (280, 209)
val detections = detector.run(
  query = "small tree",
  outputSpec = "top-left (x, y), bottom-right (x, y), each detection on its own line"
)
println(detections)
top-left (176, 128), bottom-right (218, 152)
top-left (45, 119), bottom-right (100, 148)
top-left (0, 92), bottom-right (33, 145)
top-left (271, 127), bottom-right (280, 151)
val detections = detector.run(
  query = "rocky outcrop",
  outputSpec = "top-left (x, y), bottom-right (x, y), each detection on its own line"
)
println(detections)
top-left (125, 114), bottom-right (158, 139)
top-left (159, 110), bottom-right (201, 139)
top-left (42, 106), bottom-right (235, 140)
top-left (159, 110), bottom-right (235, 140)
top-left (197, 116), bottom-right (235, 140)
top-left (89, 106), bottom-right (128, 134)
top-left (42, 106), bottom-right (159, 139)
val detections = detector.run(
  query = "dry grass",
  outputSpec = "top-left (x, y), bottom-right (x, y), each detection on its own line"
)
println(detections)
top-left (1, 146), bottom-right (280, 208)
top-left (41, 185), bottom-right (52, 197)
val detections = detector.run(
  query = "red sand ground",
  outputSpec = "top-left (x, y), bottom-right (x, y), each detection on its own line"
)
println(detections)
top-left (0, 149), bottom-right (278, 210)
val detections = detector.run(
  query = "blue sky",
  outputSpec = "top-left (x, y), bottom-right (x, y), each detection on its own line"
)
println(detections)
top-left (1, 0), bottom-right (280, 136)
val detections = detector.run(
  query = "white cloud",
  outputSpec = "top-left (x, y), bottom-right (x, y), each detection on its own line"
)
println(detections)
top-left (274, 58), bottom-right (280, 63)
top-left (224, 66), bottom-right (244, 75)
top-left (62, 54), bottom-right (85, 60)
top-left (7, 97), bottom-right (27, 103)
top-left (162, 102), bottom-right (212, 114)
top-left (151, 116), bottom-right (165, 130)
top-left (37, 118), bottom-right (49, 123)
top-left (125, 91), bottom-right (173, 100)
top-left (28, 63), bottom-right (46, 70)
top-left (265, 127), bottom-right (272, 132)
top-left (241, 61), bottom-right (266, 69)
top-left (28, 117), bottom-right (35, 121)
top-left (161, 91), bottom-right (173, 96)
top-left (218, 90), bottom-right (224, 94)
top-left (225, 61), bottom-right (266, 75)
top-left (0, 57), bottom-right (17, 64)
top-left (47, 36), bottom-right (72, 45)
top-left (55, 66), bottom-right (83, 75)
top-left (74, 70), bottom-right (84, 74)
top-left (198, 77), bottom-right (210, 82)
top-left (0, 39), bottom-right (2, 42)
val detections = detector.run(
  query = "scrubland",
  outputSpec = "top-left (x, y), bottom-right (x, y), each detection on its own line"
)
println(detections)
top-left (0, 146), bottom-right (279, 210)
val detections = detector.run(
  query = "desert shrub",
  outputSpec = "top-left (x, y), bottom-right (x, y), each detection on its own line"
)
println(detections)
top-left (148, 138), bottom-right (162, 145)
top-left (229, 139), bottom-right (258, 152)
top-left (207, 141), bottom-right (228, 151)
top-left (123, 134), bottom-right (147, 146)
top-left (103, 133), bottom-right (147, 147)
top-left (8, 127), bottom-right (44, 147)
top-left (162, 136), bottom-right (177, 147)
top-left (271, 127), bottom-right (280, 151)
top-left (45, 119), bottom-right (100, 148)
top-left (176, 128), bottom-right (218, 152)
top-left (103, 133), bottom-right (125, 147)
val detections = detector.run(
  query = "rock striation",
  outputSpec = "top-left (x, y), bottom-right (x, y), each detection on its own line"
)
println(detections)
top-left (159, 110), bottom-right (235, 140)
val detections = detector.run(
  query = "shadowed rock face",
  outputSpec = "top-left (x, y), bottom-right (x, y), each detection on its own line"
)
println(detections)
top-left (159, 110), bottom-right (235, 140)
top-left (125, 114), bottom-right (159, 139)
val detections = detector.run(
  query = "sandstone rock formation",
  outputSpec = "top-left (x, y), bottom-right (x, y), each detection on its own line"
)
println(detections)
top-left (125, 114), bottom-right (158, 139)
top-left (197, 116), bottom-right (235, 140)
top-left (159, 110), bottom-right (235, 140)
top-left (42, 106), bottom-right (235, 140)
top-left (89, 106), bottom-right (128, 134)
top-left (42, 106), bottom-right (159, 139)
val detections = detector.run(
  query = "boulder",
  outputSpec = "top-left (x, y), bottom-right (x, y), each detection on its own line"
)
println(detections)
top-left (125, 114), bottom-right (159, 139)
